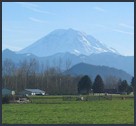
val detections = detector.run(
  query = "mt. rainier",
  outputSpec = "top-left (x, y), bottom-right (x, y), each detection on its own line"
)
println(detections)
top-left (19, 28), bottom-right (119, 57)
top-left (3, 28), bottom-right (134, 76)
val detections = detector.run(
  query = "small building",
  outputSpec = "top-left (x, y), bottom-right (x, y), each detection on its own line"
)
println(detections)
top-left (2, 88), bottom-right (12, 96)
top-left (19, 89), bottom-right (45, 96)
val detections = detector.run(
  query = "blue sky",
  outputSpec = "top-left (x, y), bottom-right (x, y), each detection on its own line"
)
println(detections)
top-left (2, 2), bottom-right (134, 56)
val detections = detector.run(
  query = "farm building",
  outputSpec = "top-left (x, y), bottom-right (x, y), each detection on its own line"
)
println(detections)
top-left (2, 88), bottom-right (12, 96)
top-left (19, 89), bottom-right (45, 96)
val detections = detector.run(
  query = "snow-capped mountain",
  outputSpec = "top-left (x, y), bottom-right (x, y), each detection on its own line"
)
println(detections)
top-left (18, 28), bottom-right (119, 57)
top-left (3, 28), bottom-right (134, 77)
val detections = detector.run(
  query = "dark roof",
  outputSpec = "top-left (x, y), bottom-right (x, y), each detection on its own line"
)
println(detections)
top-left (2, 88), bottom-right (12, 95)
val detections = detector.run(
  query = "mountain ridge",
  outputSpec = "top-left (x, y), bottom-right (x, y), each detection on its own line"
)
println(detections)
top-left (64, 62), bottom-right (132, 83)
top-left (2, 49), bottom-right (134, 76)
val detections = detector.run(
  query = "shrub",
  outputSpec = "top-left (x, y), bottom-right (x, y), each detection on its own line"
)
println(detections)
top-left (2, 96), bottom-right (10, 104)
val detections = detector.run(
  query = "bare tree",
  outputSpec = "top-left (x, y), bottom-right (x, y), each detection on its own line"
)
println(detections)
top-left (104, 76), bottom-right (119, 89)
top-left (2, 59), bottom-right (16, 89)
top-left (2, 58), bottom-right (82, 95)
top-left (65, 59), bottom-right (72, 71)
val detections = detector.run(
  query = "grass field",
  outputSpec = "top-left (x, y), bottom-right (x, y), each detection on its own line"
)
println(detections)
top-left (2, 95), bottom-right (134, 124)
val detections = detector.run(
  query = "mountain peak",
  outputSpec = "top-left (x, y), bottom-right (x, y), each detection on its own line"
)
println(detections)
top-left (68, 28), bottom-right (76, 31)
top-left (3, 49), bottom-right (15, 54)
top-left (18, 28), bottom-right (119, 57)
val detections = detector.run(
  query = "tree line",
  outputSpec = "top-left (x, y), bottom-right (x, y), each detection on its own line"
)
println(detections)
top-left (2, 58), bottom-right (135, 95)
top-left (2, 58), bottom-right (81, 95)
top-left (78, 75), bottom-right (134, 95)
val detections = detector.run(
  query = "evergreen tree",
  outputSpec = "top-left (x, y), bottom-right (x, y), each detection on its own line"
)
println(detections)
top-left (78, 75), bottom-right (92, 94)
top-left (93, 75), bottom-right (104, 93)
top-left (131, 77), bottom-right (135, 95)
top-left (131, 77), bottom-right (135, 88)
top-left (117, 78), bottom-right (122, 92)
top-left (118, 80), bottom-right (128, 92)
top-left (126, 85), bottom-right (133, 95)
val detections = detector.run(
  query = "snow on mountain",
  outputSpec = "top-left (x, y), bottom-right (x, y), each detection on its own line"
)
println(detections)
top-left (2, 49), bottom-right (38, 63)
top-left (18, 28), bottom-right (119, 57)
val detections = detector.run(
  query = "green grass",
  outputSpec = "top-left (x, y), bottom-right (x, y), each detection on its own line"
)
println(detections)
top-left (2, 96), bottom-right (134, 124)
top-left (28, 95), bottom-right (133, 104)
